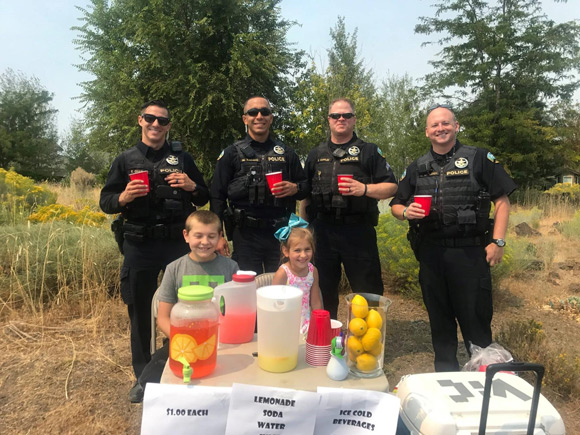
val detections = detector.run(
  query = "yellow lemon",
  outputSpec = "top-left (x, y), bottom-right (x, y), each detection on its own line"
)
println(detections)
top-left (365, 309), bottom-right (383, 330)
top-left (351, 294), bottom-right (369, 318)
top-left (170, 334), bottom-right (198, 363)
top-left (347, 336), bottom-right (364, 357)
top-left (361, 327), bottom-right (382, 351)
top-left (193, 334), bottom-right (216, 361)
top-left (356, 353), bottom-right (378, 372)
top-left (348, 350), bottom-right (358, 362)
top-left (348, 317), bottom-right (368, 337)
top-left (368, 342), bottom-right (383, 357)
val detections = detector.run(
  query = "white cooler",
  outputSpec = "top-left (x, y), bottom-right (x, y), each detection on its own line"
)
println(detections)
top-left (395, 367), bottom-right (565, 434)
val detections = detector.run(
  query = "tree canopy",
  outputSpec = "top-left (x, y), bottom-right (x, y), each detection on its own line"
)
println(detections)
top-left (73, 0), bottom-right (303, 174)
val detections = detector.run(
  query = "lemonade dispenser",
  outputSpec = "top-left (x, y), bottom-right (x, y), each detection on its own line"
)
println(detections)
top-left (214, 272), bottom-right (257, 344)
top-left (169, 285), bottom-right (219, 379)
top-left (256, 285), bottom-right (303, 373)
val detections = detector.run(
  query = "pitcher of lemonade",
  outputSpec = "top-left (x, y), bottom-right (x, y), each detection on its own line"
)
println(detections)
top-left (169, 285), bottom-right (219, 379)
top-left (256, 285), bottom-right (303, 373)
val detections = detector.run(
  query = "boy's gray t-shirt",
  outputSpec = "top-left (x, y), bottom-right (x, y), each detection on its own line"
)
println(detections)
top-left (157, 254), bottom-right (239, 304)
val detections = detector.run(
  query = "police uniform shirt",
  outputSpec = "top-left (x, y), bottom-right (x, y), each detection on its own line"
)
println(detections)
top-left (210, 136), bottom-right (308, 220)
top-left (304, 134), bottom-right (397, 193)
top-left (100, 140), bottom-right (209, 215)
top-left (390, 140), bottom-right (517, 210)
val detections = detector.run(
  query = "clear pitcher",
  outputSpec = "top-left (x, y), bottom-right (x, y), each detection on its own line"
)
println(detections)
top-left (256, 285), bottom-right (303, 373)
top-left (214, 272), bottom-right (257, 344)
top-left (345, 293), bottom-right (391, 378)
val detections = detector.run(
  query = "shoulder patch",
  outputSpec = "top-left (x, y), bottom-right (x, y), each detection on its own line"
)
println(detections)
top-left (487, 152), bottom-right (496, 163)
top-left (400, 169), bottom-right (406, 181)
top-left (377, 147), bottom-right (385, 158)
top-left (217, 150), bottom-right (225, 160)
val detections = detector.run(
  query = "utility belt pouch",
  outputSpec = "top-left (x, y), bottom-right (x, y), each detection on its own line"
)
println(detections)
top-left (407, 227), bottom-right (421, 261)
top-left (123, 222), bottom-right (146, 242)
top-left (476, 191), bottom-right (492, 233)
top-left (164, 199), bottom-right (183, 211)
top-left (233, 208), bottom-right (245, 229)
top-left (111, 215), bottom-right (125, 254)
top-left (223, 207), bottom-right (235, 241)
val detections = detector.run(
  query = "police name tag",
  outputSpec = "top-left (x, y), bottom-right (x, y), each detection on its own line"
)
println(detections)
top-left (225, 383), bottom-right (319, 435)
top-left (141, 383), bottom-right (231, 435)
top-left (314, 387), bottom-right (400, 435)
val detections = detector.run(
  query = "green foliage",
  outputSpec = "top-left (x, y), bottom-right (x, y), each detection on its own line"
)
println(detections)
top-left (415, 0), bottom-right (580, 187)
top-left (74, 0), bottom-right (303, 175)
top-left (560, 210), bottom-right (580, 240)
top-left (0, 168), bottom-right (57, 224)
top-left (544, 183), bottom-right (580, 203)
top-left (0, 69), bottom-right (63, 180)
top-left (509, 206), bottom-right (543, 229)
top-left (61, 118), bottom-right (110, 176)
top-left (376, 213), bottom-right (421, 299)
top-left (0, 221), bottom-right (121, 312)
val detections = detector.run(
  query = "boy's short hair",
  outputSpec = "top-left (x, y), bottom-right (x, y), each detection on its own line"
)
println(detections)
top-left (185, 210), bottom-right (222, 232)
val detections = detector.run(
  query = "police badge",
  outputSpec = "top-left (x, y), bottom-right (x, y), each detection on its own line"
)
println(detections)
top-left (166, 155), bottom-right (179, 166)
top-left (455, 157), bottom-right (468, 169)
top-left (348, 146), bottom-right (360, 156)
top-left (273, 145), bottom-right (285, 155)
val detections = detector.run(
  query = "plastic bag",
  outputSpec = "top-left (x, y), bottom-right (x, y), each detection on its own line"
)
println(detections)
top-left (462, 342), bottom-right (513, 372)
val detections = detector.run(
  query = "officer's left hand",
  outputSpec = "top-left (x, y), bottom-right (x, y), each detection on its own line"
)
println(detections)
top-left (485, 243), bottom-right (504, 267)
top-left (165, 173), bottom-right (197, 192)
top-left (339, 178), bottom-right (365, 196)
top-left (271, 181), bottom-right (298, 198)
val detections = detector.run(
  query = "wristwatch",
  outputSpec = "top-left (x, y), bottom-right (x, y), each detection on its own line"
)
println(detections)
top-left (492, 238), bottom-right (506, 247)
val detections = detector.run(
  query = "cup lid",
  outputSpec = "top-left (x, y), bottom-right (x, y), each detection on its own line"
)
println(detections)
top-left (178, 285), bottom-right (214, 301)
top-left (233, 271), bottom-right (256, 282)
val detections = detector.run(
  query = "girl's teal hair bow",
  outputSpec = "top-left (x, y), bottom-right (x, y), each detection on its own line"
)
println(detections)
top-left (274, 213), bottom-right (309, 242)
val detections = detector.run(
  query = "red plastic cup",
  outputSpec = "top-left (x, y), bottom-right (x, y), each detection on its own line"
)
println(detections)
top-left (306, 309), bottom-right (332, 346)
top-left (265, 171), bottom-right (283, 192)
top-left (129, 171), bottom-right (150, 192)
top-left (337, 174), bottom-right (353, 194)
top-left (330, 319), bottom-right (342, 337)
top-left (414, 195), bottom-right (432, 216)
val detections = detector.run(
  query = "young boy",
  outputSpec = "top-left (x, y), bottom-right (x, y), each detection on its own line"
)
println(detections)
top-left (131, 210), bottom-right (238, 402)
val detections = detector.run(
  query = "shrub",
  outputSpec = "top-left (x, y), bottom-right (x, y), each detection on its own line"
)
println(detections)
top-left (544, 183), bottom-right (580, 203)
top-left (0, 221), bottom-right (121, 313)
top-left (376, 214), bottom-right (421, 299)
top-left (0, 168), bottom-right (57, 224)
top-left (70, 167), bottom-right (96, 191)
top-left (28, 204), bottom-right (107, 227)
top-left (560, 210), bottom-right (580, 240)
top-left (509, 206), bottom-right (543, 229)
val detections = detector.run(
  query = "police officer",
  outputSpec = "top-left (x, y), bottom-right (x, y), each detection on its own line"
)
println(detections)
top-left (100, 100), bottom-right (209, 400)
top-left (210, 96), bottom-right (308, 274)
top-left (390, 104), bottom-right (516, 372)
top-left (302, 98), bottom-right (398, 319)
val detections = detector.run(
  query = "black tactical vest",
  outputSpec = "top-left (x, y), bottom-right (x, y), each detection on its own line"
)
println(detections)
top-left (226, 137), bottom-right (291, 211)
top-left (310, 138), bottom-right (378, 218)
top-left (122, 142), bottom-right (195, 223)
top-left (413, 144), bottom-right (483, 236)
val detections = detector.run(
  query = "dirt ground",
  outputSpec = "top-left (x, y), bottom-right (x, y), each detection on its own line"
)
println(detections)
top-left (1, 227), bottom-right (579, 434)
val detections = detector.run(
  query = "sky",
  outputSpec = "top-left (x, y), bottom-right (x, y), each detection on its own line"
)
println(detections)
top-left (1, 0), bottom-right (578, 137)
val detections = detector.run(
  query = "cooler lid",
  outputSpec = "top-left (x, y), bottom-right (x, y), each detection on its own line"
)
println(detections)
top-left (396, 372), bottom-right (565, 434)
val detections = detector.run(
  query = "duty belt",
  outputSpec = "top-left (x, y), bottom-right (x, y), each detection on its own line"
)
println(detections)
top-left (123, 222), bottom-right (183, 241)
top-left (241, 215), bottom-right (288, 230)
top-left (425, 236), bottom-right (485, 248)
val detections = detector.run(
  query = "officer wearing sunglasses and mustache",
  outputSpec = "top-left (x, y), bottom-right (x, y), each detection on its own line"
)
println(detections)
top-left (210, 96), bottom-right (308, 275)
top-left (100, 99), bottom-right (209, 401)
top-left (301, 98), bottom-right (398, 319)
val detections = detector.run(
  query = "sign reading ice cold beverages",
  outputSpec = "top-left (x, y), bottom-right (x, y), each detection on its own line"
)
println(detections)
top-left (225, 383), bottom-right (319, 435)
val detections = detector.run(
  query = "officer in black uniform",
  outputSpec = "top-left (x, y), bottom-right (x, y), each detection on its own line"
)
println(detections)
top-left (302, 98), bottom-right (398, 319)
top-left (210, 96), bottom-right (308, 274)
top-left (391, 104), bottom-right (516, 372)
top-left (100, 100), bottom-right (208, 400)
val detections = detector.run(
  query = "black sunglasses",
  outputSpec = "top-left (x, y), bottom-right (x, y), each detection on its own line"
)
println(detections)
top-left (141, 113), bottom-right (171, 126)
top-left (328, 112), bottom-right (355, 120)
top-left (427, 104), bottom-right (454, 114)
top-left (244, 107), bottom-right (272, 117)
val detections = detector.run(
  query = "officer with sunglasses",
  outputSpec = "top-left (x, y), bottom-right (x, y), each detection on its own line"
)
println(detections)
top-left (210, 96), bottom-right (308, 274)
top-left (390, 104), bottom-right (516, 372)
top-left (100, 99), bottom-right (209, 401)
top-left (302, 98), bottom-right (398, 319)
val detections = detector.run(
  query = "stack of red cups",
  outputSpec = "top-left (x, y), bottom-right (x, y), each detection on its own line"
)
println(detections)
top-left (305, 309), bottom-right (332, 366)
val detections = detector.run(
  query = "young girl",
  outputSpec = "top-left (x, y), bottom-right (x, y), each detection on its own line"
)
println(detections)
top-left (272, 214), bottom-right (323, 334)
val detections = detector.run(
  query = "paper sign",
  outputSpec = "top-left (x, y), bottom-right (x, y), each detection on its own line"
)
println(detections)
top-left (141, 383), bottom-right (231, 435)
top-left (225, 383), bottom-right (319, 435)
top-left (313, 387), bottom-right (400, 435)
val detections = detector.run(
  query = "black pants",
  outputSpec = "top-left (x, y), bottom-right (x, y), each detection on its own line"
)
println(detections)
top-left (138, 339), bottom-right (169, 387)
top-left (312, 220), bottom-right (384, 319)
top-left (417, 243), bottom-right (493, 372)
top-left (231, 225), bottom-right (281, 275)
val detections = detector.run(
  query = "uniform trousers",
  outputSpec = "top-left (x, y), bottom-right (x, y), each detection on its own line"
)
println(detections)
top-left (312, 219), bottom-right (384, 319)
top-left (231, 225), bottom-right (280, 275)
top-left (417, 243), bottom-right (493, 372)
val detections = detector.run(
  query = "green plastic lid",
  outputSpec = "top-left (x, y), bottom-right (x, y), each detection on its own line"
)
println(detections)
top-left (177, 285), bottom-right (214, 301)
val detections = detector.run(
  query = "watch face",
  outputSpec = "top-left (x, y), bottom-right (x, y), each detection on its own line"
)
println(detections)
top-left (494, 239), bottom-right (506, 247)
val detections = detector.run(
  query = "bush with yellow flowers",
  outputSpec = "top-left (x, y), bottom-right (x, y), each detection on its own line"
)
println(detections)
top-left (28, 204), bottom-right (107, 227)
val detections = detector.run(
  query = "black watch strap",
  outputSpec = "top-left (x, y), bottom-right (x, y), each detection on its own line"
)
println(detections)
top-left (492, 238), bottom-right (506, 247)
